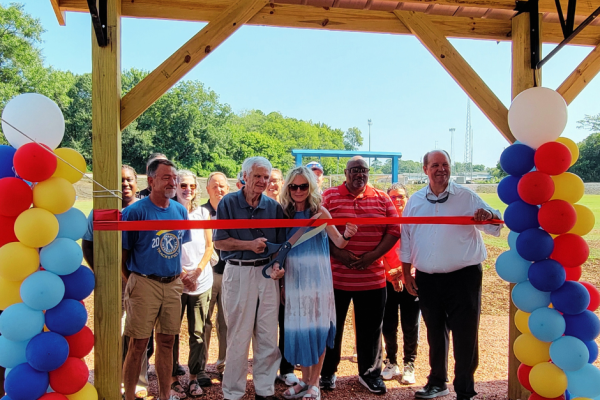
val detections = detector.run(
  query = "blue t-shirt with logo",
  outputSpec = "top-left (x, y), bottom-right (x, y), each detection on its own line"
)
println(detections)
top-left (122, 197), bottom-right (192, 277)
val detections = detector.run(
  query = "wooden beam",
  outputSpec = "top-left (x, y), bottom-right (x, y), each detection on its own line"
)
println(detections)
top-left (58, 0), bottom-right (600, 45)
top-left (50, 0), bottom-right (66, 25)
top-left (120, 0), bottom-right (268, 129)
top-left (92, 0), bottom-right (122, 398)
top-left (556, 43), bottom-right (600, 104)
top-left (394, 9), bottom-right (514, 142)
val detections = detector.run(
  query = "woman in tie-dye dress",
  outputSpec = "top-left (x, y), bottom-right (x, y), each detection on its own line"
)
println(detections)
top-left (277, 166), bottom-right (357, 400)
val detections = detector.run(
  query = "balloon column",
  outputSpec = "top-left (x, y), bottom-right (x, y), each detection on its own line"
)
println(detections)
top-left (0, 93), bottom-right (97, 400)
top-left (497, 87), bottom-right (600, 400)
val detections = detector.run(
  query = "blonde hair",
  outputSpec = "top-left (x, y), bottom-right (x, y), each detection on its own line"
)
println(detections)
top-left (176, 169), bottom-right (200, 212)
top-left (280, 166), bottom-right (321, 219)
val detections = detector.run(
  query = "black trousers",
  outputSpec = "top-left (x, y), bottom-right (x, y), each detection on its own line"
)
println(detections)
top-left (416, 264), bottom-right (482, 398)
top-left (278, 303), bottom-right (295, 375)
top-left (322, 287), bottom-right (386, 379)
top-left (382, 281), bottom-right (421, 365)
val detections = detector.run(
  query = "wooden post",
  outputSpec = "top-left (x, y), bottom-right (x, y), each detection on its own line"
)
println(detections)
top-left (508, 11), bottom-right (541, 400)
top-left (91, 0), bottom-right (122, 399)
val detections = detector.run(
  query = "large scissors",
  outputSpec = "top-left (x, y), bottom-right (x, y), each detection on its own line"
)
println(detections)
top-left (261, 213), bottom-right (327, 278)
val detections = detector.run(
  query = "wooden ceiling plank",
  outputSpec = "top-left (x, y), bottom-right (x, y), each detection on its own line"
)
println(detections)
top-left (119, 0), bottom-right (269, 130)
top-left (556, 42), bottom-right (600, 104)
top-left (50, 0), bottom-right (66, 25)
top-left (394, 9), bottom-right (514, 142)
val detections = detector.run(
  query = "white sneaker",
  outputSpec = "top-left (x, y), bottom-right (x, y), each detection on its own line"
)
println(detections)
top-left (278, 372), bottom-right (300, 386)
top-left (381, 360), bottom-right (401, 380)
top-left (401, 362), bottom-right (416, 384)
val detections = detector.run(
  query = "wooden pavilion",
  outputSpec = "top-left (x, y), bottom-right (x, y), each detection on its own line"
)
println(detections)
top-left (47, 0), bottom-right (600, 399)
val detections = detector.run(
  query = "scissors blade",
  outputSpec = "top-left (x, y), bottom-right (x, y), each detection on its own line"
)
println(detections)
top-left (293, 223), bottom-right (327, 248)
top-left (286, 212), bottom-right (322, 246)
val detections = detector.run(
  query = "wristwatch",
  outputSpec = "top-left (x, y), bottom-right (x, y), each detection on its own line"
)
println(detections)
top-left (342, 234), bottom-right (351, 241)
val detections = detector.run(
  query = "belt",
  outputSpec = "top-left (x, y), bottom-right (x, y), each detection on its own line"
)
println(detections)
top-left (132, 271), bottom-right (179, 283)
top-left (227, 258), bottom-right (270, 267)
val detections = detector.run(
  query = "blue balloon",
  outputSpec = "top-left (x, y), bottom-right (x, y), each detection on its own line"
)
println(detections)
top-left (529, 307), bottom-right (565, 342)
top-left (45, 299), bottom-right (87, 336)
top-left (0, 303), bottom-right (44, 342)
top-left (26, 332), bottom-right (69, 372)
top-left (0, 145), bottom-right (16, 179)
top-left (20, 271), bottom-right (65, 311)
top-left (585, 340), bottom-right (598, 363)
top-left (508, 231), bottom-right (519, 250)
top-left (4, 363), bottom-right (49, 400)
top-left (60, 265), bottom-right (95, 301)
top-left (528, 259), bottom-right (566, 292)
top-left (497, 176), bottom-right (521, 205)
top-left (0, 336), bottom-right (29, 369)
top-left (504, 201), bottom-right (540, 233)
top-left (550, 336), bottom-right (589, 371)
top-left (500, 143), bottom-right (535, 176)
top-left (552, 281), bottom-right (590, 315)
top-left (565, 390), bottom-right (571, 400)
top-left (495, 250), bottom-right (531, 283)
top-left (511, 281), bottom-right (551, 313)
top-left (566, 363), bottom-right (600, 398)
top-left (40, 238), bottom-right (83, 276)
top-left (55, 208), bottom-right (88, 241)
top-left (516, 228), bottom-right (554, 261)
top-left (564, 310), bottom-right (600, 342)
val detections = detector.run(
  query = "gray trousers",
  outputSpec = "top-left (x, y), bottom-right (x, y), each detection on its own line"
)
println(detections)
top-left (221, 262), bottom-right (281, 400)
top-left (205, 272), bottom-right (228, 370)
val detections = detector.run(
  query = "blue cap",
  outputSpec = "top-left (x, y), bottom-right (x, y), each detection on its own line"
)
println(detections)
top-left (306, 161), bottom-right (324, 172)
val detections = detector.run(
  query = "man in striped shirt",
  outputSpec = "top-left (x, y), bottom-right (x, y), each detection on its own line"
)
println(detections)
top-left (320, 156), bottom-right (400, 395)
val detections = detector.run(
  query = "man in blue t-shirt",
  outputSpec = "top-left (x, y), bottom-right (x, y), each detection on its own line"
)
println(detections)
top-left (122, 159), bottom-right (191, 400)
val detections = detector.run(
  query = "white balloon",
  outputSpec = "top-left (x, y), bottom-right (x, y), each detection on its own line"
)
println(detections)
top-left (1, 93), bottom-right (65, 149)
top-left (508, 87), bottom-right (568, 149)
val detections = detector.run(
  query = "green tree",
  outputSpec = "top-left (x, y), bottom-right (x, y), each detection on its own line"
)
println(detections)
top-left (343, 127), bottom-right (363, 150)
top-left (577, 113), bottom-right (600, 133)
top-left (570, 133), bottom-right (600, 182)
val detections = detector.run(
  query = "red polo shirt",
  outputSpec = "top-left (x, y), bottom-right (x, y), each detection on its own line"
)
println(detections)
top-left (322, 183), bottom-right (401, 291)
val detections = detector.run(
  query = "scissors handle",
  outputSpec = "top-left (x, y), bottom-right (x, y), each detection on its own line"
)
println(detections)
top-left (262, 241), bottom-right (292, 278)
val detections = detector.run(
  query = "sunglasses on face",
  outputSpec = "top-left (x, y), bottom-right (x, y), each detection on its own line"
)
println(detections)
top-left (348, 167), bottom-right (370, 174)
top-left (180, 183), bottom-right (197, 190)
top-left (288, 183), bottom-right (310, 192)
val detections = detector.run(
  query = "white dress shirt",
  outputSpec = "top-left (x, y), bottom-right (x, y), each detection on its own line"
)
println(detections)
top-left (400, 182), bottom-right (502, 274)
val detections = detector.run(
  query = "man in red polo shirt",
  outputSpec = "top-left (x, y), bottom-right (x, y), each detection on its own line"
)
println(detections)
top-left (319, 156), bottom-right (400, 395)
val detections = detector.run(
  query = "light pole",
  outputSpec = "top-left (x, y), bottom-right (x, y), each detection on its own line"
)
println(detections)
top-left (449, 127), bottom-right (455, 168)
top-left (368, 119), bottom-right (372, 166)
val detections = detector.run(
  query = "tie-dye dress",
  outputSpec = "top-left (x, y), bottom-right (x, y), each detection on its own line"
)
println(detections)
top-left (283, 209), bottom-right (336, 367)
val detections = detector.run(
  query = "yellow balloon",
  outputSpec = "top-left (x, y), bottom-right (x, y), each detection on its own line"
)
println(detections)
top-left (513, 332), bottom-right (550, 366)
top-left (551, 172), bottom-right (584, 204)
top-left (572, 398), bottom-right (593, 400)
top-left (0, 242), bottom-right (39, 281)
top-left (66, 382), bottom-right (98, 400)
top-left (52, 148), bottom-right (86, 184)
top-left (14, 208), bottom-right (59, 248)
top-left (0, 276), bottom-right (23, 309)
top-left (568, 204), bottom-right (595, 236)
top-left (515, 310), bottom-right (530, 334)
top-left (529, 362), bottom-right (568, 398)
top-left (556, 137), bottom-right (579, 166)
top-left (32, 177), bottom-right (76, 214)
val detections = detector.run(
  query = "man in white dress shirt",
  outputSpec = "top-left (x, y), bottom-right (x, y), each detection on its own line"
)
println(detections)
top-left (400, 150), bottom-right (502, 400)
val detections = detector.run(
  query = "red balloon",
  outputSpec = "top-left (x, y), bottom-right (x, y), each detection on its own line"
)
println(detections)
top-left (580, 281), bottom-right (600, 311)
top-left (0, 177), bottom-right (32, 217)
top-left (48, 357), bottom-right (89, 395)
top-left (534, 142), bottom-right (572, 175)
top-left (528, 393), bottom-right (565, 400)
top-left (538, 200), bottom-right (576, 234)
top-left (517, 171), bottom-right (555, 205)
top-left (13, 142), bottom-right (57, 182)
top-left (64, 326), bottom-right (94, 358)
top-left (517, 363), bottom-right (533, 391)
top-left (565, 265), bottom-right (582, 281)
top-left (551, 233), bottom-right (589, 268)
top-left (0, 214), bottom-right (18, 247)
top-left (39, 394), bottom-right (69, 400)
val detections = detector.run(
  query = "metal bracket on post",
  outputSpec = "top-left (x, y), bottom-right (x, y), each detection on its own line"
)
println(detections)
top-left (87, 0), bottom-right (108, 47)
top-left (515, 0), bottom-right (540, 69)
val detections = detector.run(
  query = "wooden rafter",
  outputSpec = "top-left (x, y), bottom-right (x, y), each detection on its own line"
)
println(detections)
top-left (394, 10), bottom-right (514, 143)
top-left (50, 0), bottom-right (66, 25)
top-left (120, 0), bottom-right (269, 129)
top-left (556, 43), bottom-right (600, 104)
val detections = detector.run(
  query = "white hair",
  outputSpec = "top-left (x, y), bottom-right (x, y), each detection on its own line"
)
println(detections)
top-left (242, 157), bottom-right (272, 178)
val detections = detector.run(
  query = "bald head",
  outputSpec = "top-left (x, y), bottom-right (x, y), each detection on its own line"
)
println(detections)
top-left (423, 150), bottom-right (451, 168)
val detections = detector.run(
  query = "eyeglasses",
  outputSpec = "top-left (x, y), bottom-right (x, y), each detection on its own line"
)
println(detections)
top-left (288, 183), bottom-right (310, 192)
top-left (180, 183), bottom-right (197, 190)
top-left (348, 167), bottom-right (370, 174)
top-left (390, 195), bottom-right (406, 201)
top-left (311, 168), bottom-right (322, 173)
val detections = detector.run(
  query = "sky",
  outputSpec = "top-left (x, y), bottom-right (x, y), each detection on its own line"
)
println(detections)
top-left (15, 1), bottom-right (600, 167)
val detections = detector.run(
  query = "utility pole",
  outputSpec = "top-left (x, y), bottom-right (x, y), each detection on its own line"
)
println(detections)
top-left (449, 128), bottom-right (455, 169)
top-left (368, 119), bottom-right (372, 166)
top-left (464, 100), bottom-right (473, 181)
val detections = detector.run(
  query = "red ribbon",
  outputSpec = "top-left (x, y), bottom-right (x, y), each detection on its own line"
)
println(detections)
top-left (93, 209), bottom-right (503, 231)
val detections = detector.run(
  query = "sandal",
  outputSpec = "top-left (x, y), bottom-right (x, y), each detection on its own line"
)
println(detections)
top-left (170, 381), bottom-right (187, 399)
top-left (188, 379), bottom-right (204, 397)
top-left (302, 385), bottom-right (320, 400)
top-left (282, 381), bottom-right (307, 399)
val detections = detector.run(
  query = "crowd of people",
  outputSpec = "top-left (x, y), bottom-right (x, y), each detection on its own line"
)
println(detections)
top-left (77, 150), bottom-right (502, 400)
